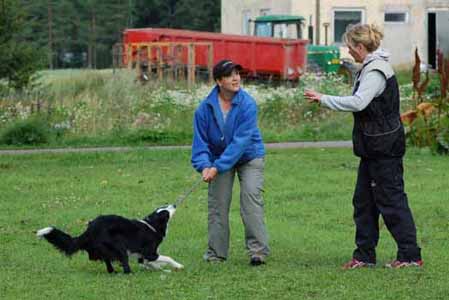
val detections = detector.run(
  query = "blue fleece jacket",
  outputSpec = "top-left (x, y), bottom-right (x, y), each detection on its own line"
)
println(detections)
top-left (191, 85), bottom-right (265, 173)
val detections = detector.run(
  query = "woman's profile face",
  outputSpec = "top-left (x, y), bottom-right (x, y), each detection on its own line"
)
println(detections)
top-left (217, 69), bottom-right (241, 94)
top-left (347, 42), bottom-right (366, 63)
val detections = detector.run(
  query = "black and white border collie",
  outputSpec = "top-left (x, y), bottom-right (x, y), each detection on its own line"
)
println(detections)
top-left (36, 204), bottom-right (183, 274)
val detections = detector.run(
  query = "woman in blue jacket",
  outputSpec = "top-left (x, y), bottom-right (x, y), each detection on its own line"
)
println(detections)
top-left (191, 59), bottom-right (269, 266)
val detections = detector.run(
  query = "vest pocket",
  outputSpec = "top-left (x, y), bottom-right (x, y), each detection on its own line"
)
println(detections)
top-left (361, 119), bottom-right (405, 157)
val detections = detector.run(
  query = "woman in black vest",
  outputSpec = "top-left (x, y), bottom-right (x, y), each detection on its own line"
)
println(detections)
top-left (304, 24), bottom-right (422, 269)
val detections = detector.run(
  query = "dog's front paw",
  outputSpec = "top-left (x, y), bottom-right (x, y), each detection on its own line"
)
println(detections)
top-left (173, 263), bottom-right (184, 270)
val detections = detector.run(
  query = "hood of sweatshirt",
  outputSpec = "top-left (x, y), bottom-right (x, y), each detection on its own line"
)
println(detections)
top-left (364, 48), bottom-right (391, 64)
top-left (363, 48), bottom-right (391, 64)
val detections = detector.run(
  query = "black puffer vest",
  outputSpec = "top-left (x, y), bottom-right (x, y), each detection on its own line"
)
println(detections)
top-left (352, 60), bottom-right (405, 159)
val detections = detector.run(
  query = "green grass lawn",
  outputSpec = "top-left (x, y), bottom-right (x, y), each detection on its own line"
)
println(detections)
top-left (1, 148), bottom-right (448, 299)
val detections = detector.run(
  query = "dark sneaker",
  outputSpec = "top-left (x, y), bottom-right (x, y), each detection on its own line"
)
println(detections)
top-left (250, 256), bottom-right (266, 266)
top-left (342, 258), bottom-right (375, 270)
top-left (385, 260), bottom-right (423, 269)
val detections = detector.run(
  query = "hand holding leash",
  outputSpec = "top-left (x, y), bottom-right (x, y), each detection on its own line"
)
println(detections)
top-left (202, 167), bottom-right (218, 182)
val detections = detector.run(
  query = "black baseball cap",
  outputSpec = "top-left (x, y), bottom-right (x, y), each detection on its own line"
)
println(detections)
top-left (213, 59), bottom-right (243, 81)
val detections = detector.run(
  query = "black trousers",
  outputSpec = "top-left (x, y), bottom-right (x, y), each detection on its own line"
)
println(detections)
top-left (352, 158), bottom-right (421, 263)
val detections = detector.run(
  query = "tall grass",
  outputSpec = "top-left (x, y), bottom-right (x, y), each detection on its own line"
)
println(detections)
top-left (0, 70), bottom-right (357, 147)
top-left (9, 68), bottom-right (443, 147)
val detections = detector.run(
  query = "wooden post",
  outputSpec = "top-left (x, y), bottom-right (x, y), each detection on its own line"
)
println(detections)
top-left (136, 46), bottom-right (142, 79)
top-left (127, 44), bottom-right (133, 70)
top-left (168, 44), bottom-right (174, 82)
top-left (147, 44), bottom-right (152, 80)
top-left (157, 46), bottom-right (163, 81)
top-left (175, 44), bottom-right (185, 81)
top-left (187, 43), bottom-right (196, 88)
top-left (208, 44), bottom-right (214, 84)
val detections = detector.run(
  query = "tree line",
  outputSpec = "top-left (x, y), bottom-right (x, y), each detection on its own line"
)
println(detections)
top-left (0, 0), bottom-right (220, 88)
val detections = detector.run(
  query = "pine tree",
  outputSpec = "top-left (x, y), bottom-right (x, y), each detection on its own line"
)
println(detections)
top-left (133, 0), bottom-right (220, 31)
top-left (16, 0), bottom-right (221, 70)
top-left (173, 0), bottom-right (220, 32)
top-left (0, 0), bottom-right (41, 89)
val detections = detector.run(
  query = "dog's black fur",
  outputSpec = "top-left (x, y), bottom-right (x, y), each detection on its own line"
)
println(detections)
top-left (37, 205), bottom-right (179, 274)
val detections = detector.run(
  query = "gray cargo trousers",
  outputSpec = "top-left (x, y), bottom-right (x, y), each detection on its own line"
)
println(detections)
top-left (204, 157), bottom-right (270, 260)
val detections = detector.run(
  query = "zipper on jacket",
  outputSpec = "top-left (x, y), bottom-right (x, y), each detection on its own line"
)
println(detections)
top-left (210, 104), bottom-right (226, 143)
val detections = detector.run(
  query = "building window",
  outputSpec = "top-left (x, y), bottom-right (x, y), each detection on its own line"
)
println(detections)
top-left (333, 10), bottom-right (363, 43)
top-left (259, 8), bottom-right (270, 16)
top-left (242, 10), bottom-right (251, 35)
top-left (385, 12), bottom-right (408, 23)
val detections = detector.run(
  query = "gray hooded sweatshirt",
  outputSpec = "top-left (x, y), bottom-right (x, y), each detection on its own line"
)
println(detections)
top-left (320, 48), bottom-right (393, 112)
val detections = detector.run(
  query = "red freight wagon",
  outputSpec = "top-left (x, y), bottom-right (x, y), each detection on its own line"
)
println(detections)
top-left (123, 28), bottom-right (308, 80)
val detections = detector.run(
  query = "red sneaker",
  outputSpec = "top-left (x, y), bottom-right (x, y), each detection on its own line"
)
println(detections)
top-left (385, 260), bottom-right (423, 269)
top-left (342, 258), bottom-right (375, 270)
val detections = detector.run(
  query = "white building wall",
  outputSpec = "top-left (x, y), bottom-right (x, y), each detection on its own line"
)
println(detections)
top-left (382, 0), bottom-right (422, 67)
top-left (292, 0), bottom-right (383, 45)
top-left (221, 0), bottom-right (449, 67)
top-left (221, 0), bottom-right (292, 35)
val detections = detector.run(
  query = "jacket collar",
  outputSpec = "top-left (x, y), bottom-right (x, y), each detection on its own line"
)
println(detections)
top-left (205, 85), bottom-right (242, 107)
top-left (204, 85), bottom-right (242, 136)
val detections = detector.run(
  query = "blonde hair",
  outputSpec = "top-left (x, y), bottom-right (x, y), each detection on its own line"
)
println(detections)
top-left (343, 24), bottom-right (384, 52)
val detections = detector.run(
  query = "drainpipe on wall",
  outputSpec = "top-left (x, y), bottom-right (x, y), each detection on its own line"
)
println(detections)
top-left (308, 15), bottom-right (314, 44)
top-left (315, 0), bottom-right (320, 45)
top-left (323, 22), bottom-right (330, 46)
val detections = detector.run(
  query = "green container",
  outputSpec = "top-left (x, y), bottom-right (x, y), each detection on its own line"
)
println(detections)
top-left (307, 45), bottom-right (341, 73)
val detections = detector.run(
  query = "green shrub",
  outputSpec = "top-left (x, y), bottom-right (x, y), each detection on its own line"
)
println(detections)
top-left (406, 112), bottom-right (449, 154)
top-left (0, 117), bottom-right (51, 145)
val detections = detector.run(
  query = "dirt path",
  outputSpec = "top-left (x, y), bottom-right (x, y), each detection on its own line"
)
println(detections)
top-left (0, 141), bottom-right (352, 156)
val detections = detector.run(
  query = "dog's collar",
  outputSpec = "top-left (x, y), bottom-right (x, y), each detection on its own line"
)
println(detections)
top-left (138, 220), bottom-right (157, 233)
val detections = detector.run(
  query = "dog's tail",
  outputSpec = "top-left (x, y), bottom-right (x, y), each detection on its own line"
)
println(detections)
top-left (36, 227), bottom-right (83, 256)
